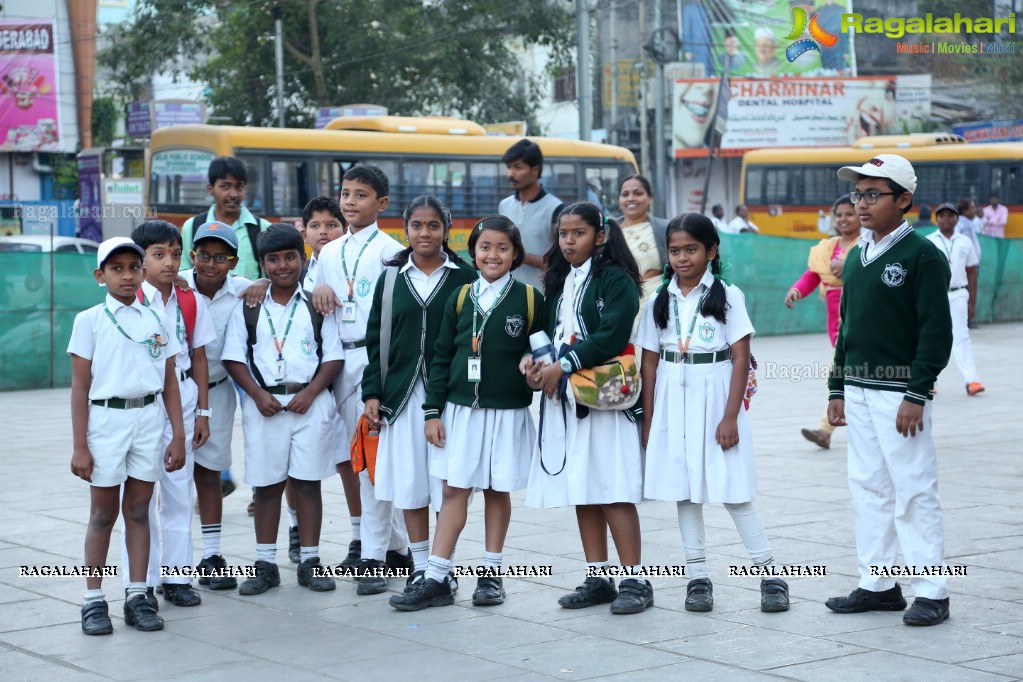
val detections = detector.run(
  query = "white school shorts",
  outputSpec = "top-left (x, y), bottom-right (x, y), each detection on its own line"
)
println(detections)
top-left (86, 402), bottom-right (166, 487)
top-left (242, 389), bottom-right (337, 487)
top-left (194, 378), bottom-right (237, 471)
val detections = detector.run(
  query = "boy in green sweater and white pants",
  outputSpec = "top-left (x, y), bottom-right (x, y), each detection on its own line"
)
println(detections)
top-left (825, 154), bottom-right (954, 626)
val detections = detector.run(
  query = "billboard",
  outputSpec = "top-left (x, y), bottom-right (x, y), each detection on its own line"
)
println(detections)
top-left (0, 20), bottom-right (60, 151)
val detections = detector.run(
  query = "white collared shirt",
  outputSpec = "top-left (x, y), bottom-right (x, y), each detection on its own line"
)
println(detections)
top-left (636, 270), bottom-right (755, 354)
top-left (303, 254), bottom-right (319, 292)
top-left (67, 294), bottom-right (182, 400)
top-left (474, 272), bottom-right (512, 310)
top-left (222, 286), bottom-right (344, 386)
top-left (181, 271), bottom-right (252, 382)
top-left (314, 223), bottom-right (405, 341)
top-left (554, 258), bottom-right (593, 345)
top-left (926, 231), bottom-right (978, 290)
top-left (860, 222), bottom-right (913, 263)
top-left (401, 254), bottom-right (460, 300)
top-left (139, 280), bottom-right (216, 374)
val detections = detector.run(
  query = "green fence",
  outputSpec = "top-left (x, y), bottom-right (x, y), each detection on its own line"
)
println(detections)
top-left (1, 235), bottom-right (1020, 391)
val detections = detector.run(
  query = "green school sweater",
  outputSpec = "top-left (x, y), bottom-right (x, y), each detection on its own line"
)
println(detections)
top-left (828, 227), bottom-right (952, 406)
top-left (423, 279), bottom-right (545, 418)
top-left (362, 260), bottom-right (476, 419)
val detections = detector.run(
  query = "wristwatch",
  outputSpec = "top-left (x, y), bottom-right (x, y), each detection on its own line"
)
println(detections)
top-left (559, 357), bottom-right (573, 374)
top-left (196, 408), bottom-right (212, 418)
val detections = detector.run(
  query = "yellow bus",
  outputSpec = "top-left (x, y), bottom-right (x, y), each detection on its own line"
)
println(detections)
top-left (740, 134), bottom-right (1023, 238)
top-left (147, 116), bottom-right (638, 250)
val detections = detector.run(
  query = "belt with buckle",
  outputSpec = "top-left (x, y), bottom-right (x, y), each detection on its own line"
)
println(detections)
top-left (177, 368), bottom-right (194, 383)
top-left (659, 348), bottom-right (732, 364)
top-left (208, 376), bottom-right (230, 390)
top-left (342, 339), bottom-right (367, 350)
top-left (91, 394), bottom-right (159, 409)
top-left (948, 286), bottom-right (967, 292)
top-left (266, 382), bottom-right (309, 395)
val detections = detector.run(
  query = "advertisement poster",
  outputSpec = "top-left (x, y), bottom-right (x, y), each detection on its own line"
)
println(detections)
top-left (0, 20), bottom-right (61, 151)
top-left (672, 76), bottom-right (932, 156)
top-left (681, 0), bottom-right (854, 79)
top-left (77, 155), bottom-right (102, 242)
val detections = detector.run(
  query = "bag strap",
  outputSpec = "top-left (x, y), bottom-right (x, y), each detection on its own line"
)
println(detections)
top-left (246, 220), bottom-right (263, 276)
top-left (537, 394), bottom-right (569, 476)
top-left (243, 303), bottom-right (268, 390)
top-left (301, 290), bottom-right (323, 365)
top-left (379, 267), bottom-right (398, 389)
top-left (524, 283), bottom-right (535, 329)
top-left (176, 286), bottom-right (197, 350)
top-left (454, 283), bottom-right (471, 315)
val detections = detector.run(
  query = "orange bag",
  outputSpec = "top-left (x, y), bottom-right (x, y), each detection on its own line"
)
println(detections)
top-left (349, 415), bottom-right (380, 484)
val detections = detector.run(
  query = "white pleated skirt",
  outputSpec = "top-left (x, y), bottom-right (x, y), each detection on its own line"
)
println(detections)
top-left (373, 379), bottom-right (443, 510)
top-left (429, 403), bottom-right (534, 492)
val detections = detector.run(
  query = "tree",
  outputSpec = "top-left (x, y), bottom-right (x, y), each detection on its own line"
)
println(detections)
top-left (98, 0), bottom-right (574, 131)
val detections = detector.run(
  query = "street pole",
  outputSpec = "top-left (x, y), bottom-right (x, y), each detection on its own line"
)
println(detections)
top-left (653, 0), bottom-right (666, 217)
top-left (609, 1), bottom-right (618, 146)
top-left (638, 0), bottom-right (650, 179)
top-left (273, 3), bottom-right (286, 128)
top-left (576, 0), bottom-right (592, 141)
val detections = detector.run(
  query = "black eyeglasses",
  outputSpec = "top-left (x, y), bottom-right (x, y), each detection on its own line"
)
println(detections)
top-left (850, 191), bottom-right (897, 205)
top-left (193, 251), bottom-right (238, 264)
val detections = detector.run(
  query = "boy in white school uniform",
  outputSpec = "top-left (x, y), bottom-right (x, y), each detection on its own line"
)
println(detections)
top-left (223, 224), bottom-right (344, 594)
top-left (126, 221), bottom-right (217, 608)
top-left (70, 237), bottom-right (186, 635)
top-left (928, 203), bottom-right (985, 396)
top-left (181, 221), bottom-right (252, 588)
top-left (310, 166), bottom-right (413, 593)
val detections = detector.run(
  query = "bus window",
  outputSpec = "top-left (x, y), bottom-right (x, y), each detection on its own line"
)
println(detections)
top-left (584, 165), bottom-right (620, 212)
top-left (802, 166), bottom-right (840, 205)
top-left (913, 164), bottom-right (945, 209)
top-left (764, 168), bottom-right (787, 204)
top-left (469, 162), bottom-right (504, 215)
top-left (236, 154), bottom-right (266, 214)
top-left (946, 162), bottom-right (983, 204)
top-left (269, 159), bottom-right (310, 218)
top-left (149, 149), bottom-right (214, 207)
top-left (991, 165), bottom-right (1021, 204)
top-left (745, 167), bottom-right (763, 205)
top-left (547, 163), bottom-right (578, 203)
top-left (315, 158), bottom-right (340, 198)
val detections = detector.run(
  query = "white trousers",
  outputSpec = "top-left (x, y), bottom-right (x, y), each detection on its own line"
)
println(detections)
top-left (846, 386), bottom-right (947, 600)
top-left (948, 289), bottom-right (980, 384)
top-left (359, 470), bottom-right (408, 561)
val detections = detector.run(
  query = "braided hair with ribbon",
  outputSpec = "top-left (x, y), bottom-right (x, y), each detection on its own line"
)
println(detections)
top-left (652, 212), bottom-right (730, 329)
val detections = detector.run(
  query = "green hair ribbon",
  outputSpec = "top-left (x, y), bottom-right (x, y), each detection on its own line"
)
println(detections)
top-left (714, 260), bottom-right (734, 287)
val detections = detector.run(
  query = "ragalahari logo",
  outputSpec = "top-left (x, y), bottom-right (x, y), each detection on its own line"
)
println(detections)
top-left (784, 7), bottom-right (839, 61)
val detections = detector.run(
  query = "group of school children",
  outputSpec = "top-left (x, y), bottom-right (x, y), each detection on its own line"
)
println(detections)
top-left (69, 152), bottom-right (956, 636)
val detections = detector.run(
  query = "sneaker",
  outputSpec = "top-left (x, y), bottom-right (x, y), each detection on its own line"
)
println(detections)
top-left (903, 597), bottom-right (950, 626)
top-left (297, 557), bottom-right (336, 592)
top-left (761, 578), bottom-right (790, 612)
top-left (81, 600), bottom-right (113, 635)
top-left (825, 585), bottom-right (907, 613)
top-left (356, 559), bottom-right (388, 595)
top-left (221, 479), bottom-right (236, 497)
top-left (288, 526), bottom-right (301, 564)
top-left (472, 576), bottom-right (506, 606)
top-left (800, 428), bottom-right (831, 449)
top-left (609, 577), bottom-right (654, 614)
top-left (685, 578), bottom-right (713, 612)
top-left (389, 578), bottom-right (454, 611)
top-left (144, 586), bottom-right (159, 611)
top-left (404, 570), bottom-right (425, 594)
top-left (966, 381), bottom-right (986, 396)
top-left (196, 554), bottom-right (237, 590)
top-left (449, 570), bottom-right (459, 594)
top-left (385, 548), bottom-right (414, 572)
top-left (557, 577), bottom-right (618, 609)
top-left (162, 582), bottom-right (202, 607)
top-left (238, 560), bottom-right (281, 596)
top-left (123, 594), bottom-right (164, 631)
top-left (340, 540), bottom-right (361, 570)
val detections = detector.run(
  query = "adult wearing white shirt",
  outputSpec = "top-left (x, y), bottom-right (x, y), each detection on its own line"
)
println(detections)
top-left (724, 204), bottom-right (760, 234)
top-left (709, 204), bottom-right (728, 232)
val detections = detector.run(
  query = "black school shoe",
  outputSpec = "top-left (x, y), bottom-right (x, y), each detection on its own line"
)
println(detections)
top-left (356, 559), bottom-right (388, 595)
top-left (404, 570), bottom-right (425, 594)
top-left (825, 585), bottom-right (907, 613)
top-left (81, 600), bottom-right (113, 635)
top-left (288, 526), bottom-right (301, 564)
top-left (558, 577), bottom-right (618, 609)
top-left (162, 582), bottom-right (202, 607)
top-left (123, 594), bottom-right (164, 631)
top-left (340, 540), bottom-right (361, 570)
top-left (903, 597), bottom-right (950, 626)
top-left (472, 576), bottom-right (506, 606)
top-left (761, 578), bottom-right (790, 612)
top-left (238, 560), bottom-right (281, 595)
top-left (196, 554), bottom-right (238, 590)
top-left (386, 548), bottom-right (414, 572)
top-left (389, 578), bottom-right (454, 611)
top-left (685, 578), bottom-right (713, 612)
top-left (297, 557), bottom-right (336, 592)
top-left (610, 578), bottom-right (654, 614)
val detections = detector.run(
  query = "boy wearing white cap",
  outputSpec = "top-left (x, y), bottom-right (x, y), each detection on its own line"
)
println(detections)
top-left (928, 203), bottom-right (984, 395)
top-left (826, 154), bottom-right (954, 626)
top-left (69, 237), bottom-right (186, 634)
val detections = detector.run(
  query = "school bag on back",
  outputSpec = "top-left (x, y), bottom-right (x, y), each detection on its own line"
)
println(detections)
top-left (137, 286), bottom-right (197, 350)
top-left (241, 290), bottom-right (323, 389)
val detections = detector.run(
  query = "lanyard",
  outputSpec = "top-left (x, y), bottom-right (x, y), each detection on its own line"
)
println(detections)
top-left (104, 305), bottom-right (169, 354)
top-left (938, 234), bottom-right (954, 263)
top-left (263, 297), bottom-right (300, 359)
top-left (471, 278), bottom-right (513, 355)
top-left (672, 287), bottom-right (709, 354)
top-left (140, 290), bottom-right (183, 342)
top-left (341, 231), bottom-right (378, 300)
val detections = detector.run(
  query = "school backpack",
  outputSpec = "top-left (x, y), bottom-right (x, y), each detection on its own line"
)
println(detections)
top-left (137, 286), bottom-right (197, 350)
top-left (242, 291), bottom-right (323, 389)
top-left (454, 282), bottom-right (536, 327)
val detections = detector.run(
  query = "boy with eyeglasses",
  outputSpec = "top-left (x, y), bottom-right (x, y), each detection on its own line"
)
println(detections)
top-left (826, 154), bottom-right (954, 627)
top-left (181, 221), bottom-right (252, 589)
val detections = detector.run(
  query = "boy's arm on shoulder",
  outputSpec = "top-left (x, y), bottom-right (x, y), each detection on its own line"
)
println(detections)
top-left (906, 250), bottom-right (953, 405)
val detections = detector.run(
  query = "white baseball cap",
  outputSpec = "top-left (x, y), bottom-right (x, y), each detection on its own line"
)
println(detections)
top-left (837, 154), bottom-right (917, 194)
top-left (97, 236), bottom-right (145, 269)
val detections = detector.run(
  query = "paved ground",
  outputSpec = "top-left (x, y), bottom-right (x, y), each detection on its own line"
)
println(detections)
top-left (1, 325), bottom-right (1021, 681)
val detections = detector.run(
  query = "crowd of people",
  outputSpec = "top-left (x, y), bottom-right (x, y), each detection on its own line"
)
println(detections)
top-left (68, 144), bottom-right (966, 637)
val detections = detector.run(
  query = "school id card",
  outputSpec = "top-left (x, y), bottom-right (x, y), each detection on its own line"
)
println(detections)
top-left (467, 357), bottom-right (482, 383)
top-left (341, 300), bottom-right (357, 323)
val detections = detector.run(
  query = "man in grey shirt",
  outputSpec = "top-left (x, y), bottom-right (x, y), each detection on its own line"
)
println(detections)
top-left (497, 139), bottom-right (564, 290)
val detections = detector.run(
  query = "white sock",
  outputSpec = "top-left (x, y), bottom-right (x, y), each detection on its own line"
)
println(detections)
top-left (627, 566), bottom-right (650, 584)
top-left (256, 543), bottom-right (276, 564)
top-left (351, 517), bottom-right (361, 541)
top-left (409, 540), bottom-right (430, 573)
top-left (201, 523), bottom-right (221, 560)
top-left (677, 501), bottom-right (710, 580)
top-left (425, 555), bottom-right (453, 583)
top-left (724, 502), bottom-right (774, 567)
top-left (287, 506), bottom-right (298, 528)
top-left (300, 546), bottom-right (318, 563)
top-left (482, 551), bottom-right (503, 570)
top-left (83, 588), bottom-right (104, 606)
top-left (587, 560), bottom-right (611, 583)
top-left (125, 582), bottom-right (147, 600)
